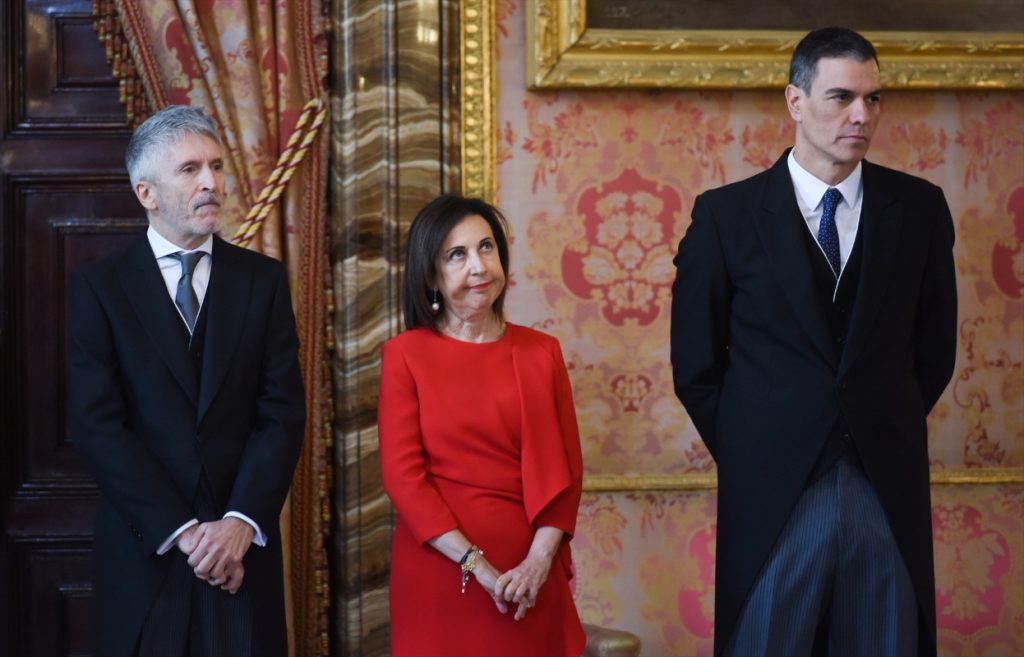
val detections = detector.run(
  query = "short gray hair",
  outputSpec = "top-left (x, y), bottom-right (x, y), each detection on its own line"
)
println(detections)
top-left (125, 105), bottom-right (222, 185)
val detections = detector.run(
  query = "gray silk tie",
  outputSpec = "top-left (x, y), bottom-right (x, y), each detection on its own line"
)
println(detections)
top-left (170, 251), bottom-right (205, 333)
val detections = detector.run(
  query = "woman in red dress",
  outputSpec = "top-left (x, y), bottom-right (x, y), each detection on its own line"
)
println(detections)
top-left (379, 195), bottom-right (586, 656)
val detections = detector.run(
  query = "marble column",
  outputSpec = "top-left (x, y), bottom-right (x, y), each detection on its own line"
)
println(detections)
top-left (329, 0), bottom-right (460, 654)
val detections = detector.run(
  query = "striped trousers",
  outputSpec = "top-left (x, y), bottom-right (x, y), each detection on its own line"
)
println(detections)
top-left (135, 474), bottom-right (254, 657)
top-left (724, 455), bottom-right (918, 657)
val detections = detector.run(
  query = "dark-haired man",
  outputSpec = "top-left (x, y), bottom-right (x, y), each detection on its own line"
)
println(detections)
top-left (672, 27), bottom-right (956, 656)
top-left (69, 105), bottom-right (305, 656)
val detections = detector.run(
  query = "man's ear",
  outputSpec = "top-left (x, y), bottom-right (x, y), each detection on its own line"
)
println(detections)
top-left (134, 180), bottom-right (158, 212)
top-left (784, 84), bottom-right (803, 122)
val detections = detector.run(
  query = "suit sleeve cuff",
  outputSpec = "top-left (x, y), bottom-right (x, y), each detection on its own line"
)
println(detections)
top-left (224, 511), bottom-right (267, 547)
top-left (157, 519), bottom-right (199, 555)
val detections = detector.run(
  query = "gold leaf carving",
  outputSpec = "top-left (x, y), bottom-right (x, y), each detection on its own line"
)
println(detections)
top-left (526, 0), bottom-right (1024, 89)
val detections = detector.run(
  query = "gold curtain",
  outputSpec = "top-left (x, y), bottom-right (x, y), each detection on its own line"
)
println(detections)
top-left (93, 1), bottom-right (332, 654)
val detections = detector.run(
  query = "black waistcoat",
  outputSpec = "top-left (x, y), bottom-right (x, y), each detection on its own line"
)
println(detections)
top-left (802, 217), bottom-right (865, 485)
top-left (177, 304), bottom-right (222, 519)
top-left (176, 302), bottom-right (209, 387)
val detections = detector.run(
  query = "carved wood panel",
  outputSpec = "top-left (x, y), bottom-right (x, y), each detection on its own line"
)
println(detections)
top-left (19, 0), bottom-right (124, 129)
top-left (13, 538), bottom-right (93, 657)
top-left (1, 0), bottom-right (137, 654)
top-left (15, 182), bottom-right (145, 483)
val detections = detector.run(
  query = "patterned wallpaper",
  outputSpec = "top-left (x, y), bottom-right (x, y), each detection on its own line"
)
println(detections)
top-left (493, 2), bottom-right (1023, 655)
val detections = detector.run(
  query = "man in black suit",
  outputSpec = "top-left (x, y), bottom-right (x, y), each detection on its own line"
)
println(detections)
top-left (671, 28), bottom-right (956, 657)
top-left (69, 105), bottom-right (305, 656)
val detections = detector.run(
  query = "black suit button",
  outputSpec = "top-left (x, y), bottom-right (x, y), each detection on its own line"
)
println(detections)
top-left (839, 383), bottom-right (848, 391)
top-left (835, 336), bottom-right (845, 345)
top-left (842, 433), bottom-right (852, 443)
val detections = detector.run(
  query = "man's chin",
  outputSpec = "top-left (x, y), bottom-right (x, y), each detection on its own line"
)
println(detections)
top-left (830, 145), bottom-right (870, 168)
top-left (190, 219), bottom-right (222, 238)
top-left (838, 140), bottom-right (871, 156)
top-left (192, 211), bottom-right (222, 231)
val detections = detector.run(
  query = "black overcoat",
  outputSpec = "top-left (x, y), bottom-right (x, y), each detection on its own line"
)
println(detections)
top-left (671, 151), bottom-right (957, 657)
top-left (68, 234), bottom-right (305, 656)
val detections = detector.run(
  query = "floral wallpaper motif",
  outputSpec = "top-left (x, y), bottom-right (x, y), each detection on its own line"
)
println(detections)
top-left (573, 492), bottom-right (718, 657)
top-left (563, 169), bottom-right (680, 327)
top-left (495, 2), bottom-right (1023, 654)
top-left (933, 486), bottom-right (1024, 655)
top-left (934, 504), bottom-right (1008, 630)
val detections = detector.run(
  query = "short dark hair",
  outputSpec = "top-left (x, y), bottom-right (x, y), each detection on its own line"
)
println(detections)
top-left (789, 27), bottom-right (878, 92)
top-left (401, 194), bottom-right (511, 331)
top-left (125, 105), bottom-right (221, 186)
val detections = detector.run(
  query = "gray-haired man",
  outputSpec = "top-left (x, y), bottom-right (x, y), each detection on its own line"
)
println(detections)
top-left (69, 105), bottom-right (305, 656)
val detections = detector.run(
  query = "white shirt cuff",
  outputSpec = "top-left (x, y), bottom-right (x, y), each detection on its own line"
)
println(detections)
top-left (224, 511), bottom-right (266, 546)
top-left (157, 519), bottom-right (199, 555)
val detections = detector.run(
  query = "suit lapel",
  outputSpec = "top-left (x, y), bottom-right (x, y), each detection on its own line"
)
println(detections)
top-left (117, 235), bottom-right (199, 405)
top-left (753, 153), bottom-right (839, 370)
top-left (197, 236), bottom-right (251, 422)
top-left (839, 161), bottom-right (903, 376)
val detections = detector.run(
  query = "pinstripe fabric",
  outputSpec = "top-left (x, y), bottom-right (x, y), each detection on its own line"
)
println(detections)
top-left (189, 562), bottom-right (253, 656)
top-left (724, 455), bottom-right (917, 657)
top-left (136, 551), bottom-right (191, 657)
top-left (135, 471), bottom-right (254, 657)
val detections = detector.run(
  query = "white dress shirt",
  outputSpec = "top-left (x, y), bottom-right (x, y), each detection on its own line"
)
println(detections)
top-left (147, 226), bottom-right (213, 326)
top-left (146, 226), bottom-right (266, 554)
top-left (786, 150), bottom-right (863, 287)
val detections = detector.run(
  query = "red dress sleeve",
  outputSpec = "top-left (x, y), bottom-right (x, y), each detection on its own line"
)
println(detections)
top-left (515, 329), bottom-right (584, 538)
top-left (378, 337), bottom-right (459, 544)
top-left (531, 339), bottom-right (583, 535)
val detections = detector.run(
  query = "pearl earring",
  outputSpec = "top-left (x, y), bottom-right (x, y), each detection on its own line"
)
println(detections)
top-left (431, 290), bottom-right (440, 313)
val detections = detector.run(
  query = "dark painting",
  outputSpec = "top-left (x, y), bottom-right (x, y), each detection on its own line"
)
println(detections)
top-left (586, 0), bottom-right (1024, 32)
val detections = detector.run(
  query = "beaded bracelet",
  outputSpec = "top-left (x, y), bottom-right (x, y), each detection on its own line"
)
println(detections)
top-left (459, 545), bottom-right (483, 593)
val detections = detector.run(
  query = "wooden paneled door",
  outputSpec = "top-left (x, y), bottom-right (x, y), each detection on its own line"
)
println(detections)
top-left (1, 0), bottom-right (145, 654)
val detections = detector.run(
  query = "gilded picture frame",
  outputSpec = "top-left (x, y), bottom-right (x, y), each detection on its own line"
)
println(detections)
top-left (458, 0), bottom-right (1024, 491)
top-left (526, 0), bottom-right (1024, 89)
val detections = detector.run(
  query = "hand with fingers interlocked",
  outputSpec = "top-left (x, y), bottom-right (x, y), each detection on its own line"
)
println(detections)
top-left (494, 552), bottom-right (552, 620)
top-left (492, 526), bottom-right (565, 621)
top-left (468, 556), bottom-right (511, 616)
top-left (179, 517), bottom-right (253, 594)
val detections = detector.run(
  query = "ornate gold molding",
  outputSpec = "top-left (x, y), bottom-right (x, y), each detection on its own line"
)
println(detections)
top-left (583, 467), bottom-right (1024, 492)
top-left (460, 0), bottom-right (497, 199)
top-left (584, 473), bottom-right (718, 491)
top-left (527, 0), bottom-right (1024, 89)
top-left (929, 467), bottom-right (1024, 485)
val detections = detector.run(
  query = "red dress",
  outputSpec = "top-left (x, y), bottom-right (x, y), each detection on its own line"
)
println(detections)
top-left (379, 324), bottom-right (585, 657)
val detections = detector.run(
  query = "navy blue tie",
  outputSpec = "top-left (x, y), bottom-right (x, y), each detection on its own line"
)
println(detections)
top-left (817, 188), bottom-right (842, 278)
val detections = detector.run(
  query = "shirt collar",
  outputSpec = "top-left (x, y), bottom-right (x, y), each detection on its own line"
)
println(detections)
top-left (787, 150), bottom-right (863, 211)
top-left (147, 225), bottom-right (214, 259)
